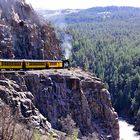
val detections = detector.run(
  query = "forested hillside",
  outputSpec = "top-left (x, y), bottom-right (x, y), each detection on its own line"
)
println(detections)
top-left (66, 7), bottom-right (140, 127)
top-left (41, 6), bottom-right (140, 129)
top-left (69, 20), bottom-right (140, 118)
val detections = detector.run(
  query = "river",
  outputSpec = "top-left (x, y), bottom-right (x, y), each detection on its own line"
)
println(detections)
top-left (119, 119), bottom-right (140, 140)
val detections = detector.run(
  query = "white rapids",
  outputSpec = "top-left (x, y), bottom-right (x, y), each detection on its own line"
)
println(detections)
top-left (119, 119), bottom-right (140, 140)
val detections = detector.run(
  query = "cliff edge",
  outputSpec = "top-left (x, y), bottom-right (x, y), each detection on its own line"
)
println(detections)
top-left (0, 68), bottom-right (119, 139)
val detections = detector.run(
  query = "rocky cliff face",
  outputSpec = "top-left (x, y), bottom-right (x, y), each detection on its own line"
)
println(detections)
top-left (0, 1), bottom-right (119, 139)
top-left (0, 69), bottom-right (119, 139)
top-left (0, 0), bottom-right (62, 59)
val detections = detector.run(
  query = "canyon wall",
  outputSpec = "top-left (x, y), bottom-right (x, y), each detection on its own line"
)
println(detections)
top-left (0, 69), bottom-right (119, 139)
top-left (0, 0), bottom-right (62, 59)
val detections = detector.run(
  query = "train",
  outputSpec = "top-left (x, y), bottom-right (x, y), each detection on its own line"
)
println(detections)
top-left (0, 59), bottom-right (70, 70)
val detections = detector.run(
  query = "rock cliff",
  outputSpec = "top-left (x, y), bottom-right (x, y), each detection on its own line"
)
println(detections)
top-left (0, 69), bottom-right (119, 139)
top-left (0, 0), bottom-right (62, 59)
top-left (0, 0), bottom-right (119, 139)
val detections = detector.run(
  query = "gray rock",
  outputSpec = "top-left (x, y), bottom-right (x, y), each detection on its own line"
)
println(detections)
top-left (0, 69), bottom-right (120, 139)
top-left (0, 0), bottom-right (62, 59)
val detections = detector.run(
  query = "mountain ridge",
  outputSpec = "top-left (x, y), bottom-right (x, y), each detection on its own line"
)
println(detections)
top-left (37, 6), bottom-right (140, 24)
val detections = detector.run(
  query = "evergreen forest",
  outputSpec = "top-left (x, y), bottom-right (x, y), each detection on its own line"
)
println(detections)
top-left (60, 7), bottom-right (140, 123)
top-left (42, 6), bottom-right (140, 125)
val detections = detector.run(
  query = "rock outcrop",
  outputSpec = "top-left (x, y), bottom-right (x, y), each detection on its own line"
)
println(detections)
top-left (134, 120), bottom-right (140, 132)
top-left (0, 0), bottom-right (62, 59)
top-left (0, 72), bottom-right (52, 133)
top-left (0, 69), bottom-right (119, 139)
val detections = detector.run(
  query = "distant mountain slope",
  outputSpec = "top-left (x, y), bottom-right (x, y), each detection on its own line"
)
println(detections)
top-left (38, 6), bottom-right (140, 24)
top-left (38, 9), bottom-right (80, 19)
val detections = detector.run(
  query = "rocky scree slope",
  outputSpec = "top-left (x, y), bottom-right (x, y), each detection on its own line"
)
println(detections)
top-left (0, 69), bottom-right (119, 139)
top-left (0, 0), bottom-right (62, 59)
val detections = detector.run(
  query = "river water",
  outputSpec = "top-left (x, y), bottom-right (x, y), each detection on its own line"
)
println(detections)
top-left (119, 119), bottom-right (140, 140)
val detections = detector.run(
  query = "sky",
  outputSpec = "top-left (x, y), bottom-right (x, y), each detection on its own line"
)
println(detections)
top-left (26, 0), bottom-right (140, 10)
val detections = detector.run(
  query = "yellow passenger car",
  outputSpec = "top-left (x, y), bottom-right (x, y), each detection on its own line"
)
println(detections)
top-left (24, 60), bottom-right (46, 69)
top-left (0, 59), bottom-right (23, 69)
top-left (0, 59), bottom-right (70, 70)
top-left (46, 60), bottom-right (63, 68)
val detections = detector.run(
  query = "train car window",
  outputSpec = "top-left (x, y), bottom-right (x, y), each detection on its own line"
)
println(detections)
top-left (29, 62), bottom-right (45, 66)
top-left (49, 62), bottom-right (57, 66)
top-left (1, 61), bottom-right (21, 66)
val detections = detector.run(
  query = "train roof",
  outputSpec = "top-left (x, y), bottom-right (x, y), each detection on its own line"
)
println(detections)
top-left (0, 59), bottom-right (63, 62)
top-left (0, 59), bottom-right (23, 62)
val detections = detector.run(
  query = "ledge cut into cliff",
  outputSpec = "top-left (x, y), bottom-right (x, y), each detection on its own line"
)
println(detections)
top-left (0, 68), bottom-right (119, 139)
top-left (0, 0), bottom-right (62, 59)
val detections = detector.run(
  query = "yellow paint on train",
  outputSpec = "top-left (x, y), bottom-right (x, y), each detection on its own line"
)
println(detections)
top-left (47, 61), bottom-right (63, 68)
top-left (0, 59), bottom-right (69, 70)
top-left (25, 61), bottom-right (46, 69)
top-left (0, 61), bottom-right (22, 69)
